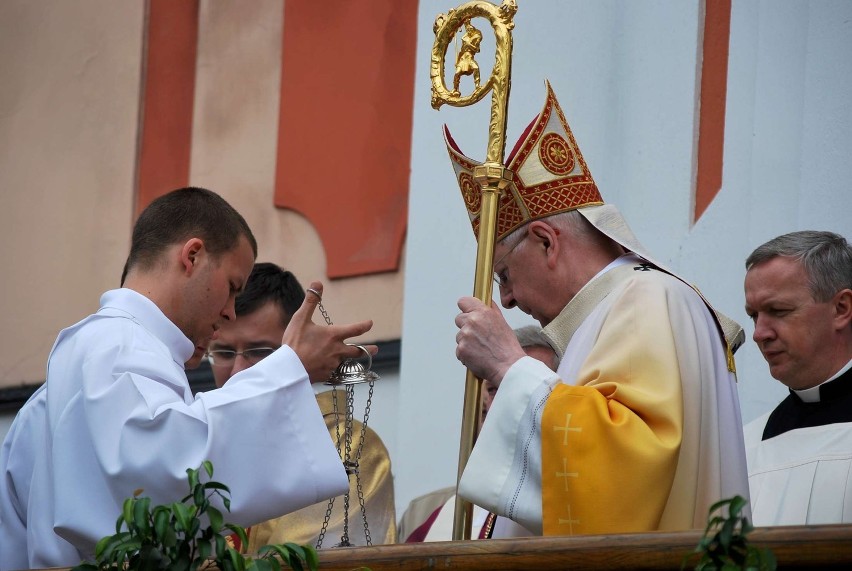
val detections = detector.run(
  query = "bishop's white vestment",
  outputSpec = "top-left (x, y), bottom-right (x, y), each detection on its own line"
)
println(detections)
top-left (0, 289), bottom-right (348, 570)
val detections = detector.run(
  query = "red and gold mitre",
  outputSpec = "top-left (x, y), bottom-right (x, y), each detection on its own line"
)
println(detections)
top-left (445, 81), bottom-right (604, 242)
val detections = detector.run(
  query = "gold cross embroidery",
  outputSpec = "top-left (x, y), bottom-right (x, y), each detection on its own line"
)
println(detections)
top-left (555, 457), bottom-right (577, 491)
top-left (558, 503), bottom-right (580, 535)
top-left (553, 413), bottom-right (582, 446)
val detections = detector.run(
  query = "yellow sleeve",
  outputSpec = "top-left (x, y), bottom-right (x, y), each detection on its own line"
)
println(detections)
top-left (542, 275), bottom-right (683, 535)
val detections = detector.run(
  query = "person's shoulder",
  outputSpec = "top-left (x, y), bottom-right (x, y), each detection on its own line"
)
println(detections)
top-left (614, 263), bottom-right (699, 304)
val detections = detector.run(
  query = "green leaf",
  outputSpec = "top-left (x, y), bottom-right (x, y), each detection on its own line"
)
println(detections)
top-left (203, 481), bottom-right (231, 493)
top-left (252, 558), bottom-right (274, 571)
top-left (193, 484), bottom-right (205, 508)
top-left (153, 507), bottom-right (170, 540)
top-left (729, 495), bottom-right (747, 518)
top-left (227, 547), bottom-right (246, 571)
top-left (283, 542), bottom-right (307, 563)
top-left (187, 467), bottom-right (199, 490)
top-left (133, 496), bottom-right (152, 535)
top-left (172, 501), bottom-right (191, 532)
top-left (214, 534), bottom-right (227, 560)
top-left (202, 460), bottom-right (214, 478)
top-left (719, 516), bottom-right (736, 550)
top-left (122, 498), bottom-right (135, 529)
top-left (197, 540), bottom-right (211, 561)
top-left (225, 524), bottom-right (249, 552)
top-left (302, 545), bottom-right (319, 571)
top-left (259, 545), bottom-right (292, 567)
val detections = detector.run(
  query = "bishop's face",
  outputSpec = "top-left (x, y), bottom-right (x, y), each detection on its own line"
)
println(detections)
top-left (493, 225), bottom-right (572, 326)
top-left (745, 256), bottom-right (843, 390)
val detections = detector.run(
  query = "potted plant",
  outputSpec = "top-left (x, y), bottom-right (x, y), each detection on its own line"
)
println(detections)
top-left (72, 461), bottom-right (318, 571)
top-left (683, 495), bottom-right (776, 571)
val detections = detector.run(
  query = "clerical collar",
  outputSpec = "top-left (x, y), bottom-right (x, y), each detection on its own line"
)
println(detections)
top-left (793, 358), bottom-right (852, 403)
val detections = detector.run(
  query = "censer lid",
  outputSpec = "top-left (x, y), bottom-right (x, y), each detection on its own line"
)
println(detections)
top-left (325, 345), bottom-right (380, 386)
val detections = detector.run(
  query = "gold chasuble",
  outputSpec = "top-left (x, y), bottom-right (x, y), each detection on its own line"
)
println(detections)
top-left (247, 391), bottom-right (396, 550)
top-left (540, 270), bottom-right (683, 535)
top-left (534, 257), bottom-right (746, 536)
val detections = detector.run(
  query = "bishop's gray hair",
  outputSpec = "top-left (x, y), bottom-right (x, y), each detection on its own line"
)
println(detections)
top-left (745, 230), bottom-right (852, 302)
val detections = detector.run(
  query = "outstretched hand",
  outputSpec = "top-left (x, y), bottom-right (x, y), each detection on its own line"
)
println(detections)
top-left (455, 296), bottom-right (526, 388)
top-left (283, 281), bottom-right (377, 383)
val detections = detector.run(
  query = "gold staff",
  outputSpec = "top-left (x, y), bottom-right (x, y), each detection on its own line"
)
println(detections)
top-left (430, 0), bottom-right (517, 541)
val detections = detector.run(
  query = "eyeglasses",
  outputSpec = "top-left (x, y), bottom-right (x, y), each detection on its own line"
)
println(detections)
top-left (206, 347), bottom-right (277, 367)
top-left (492, 234), bottom-right (527, 288)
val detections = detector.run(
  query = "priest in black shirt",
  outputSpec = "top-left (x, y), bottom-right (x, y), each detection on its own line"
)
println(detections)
top-left (743, 230), bottom-right (852, 526)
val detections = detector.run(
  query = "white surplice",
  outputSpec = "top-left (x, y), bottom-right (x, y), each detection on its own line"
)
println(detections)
top-left (744, 360), bottom-right (852, 526)
top-left (0, 289), bottom-right (348, 570)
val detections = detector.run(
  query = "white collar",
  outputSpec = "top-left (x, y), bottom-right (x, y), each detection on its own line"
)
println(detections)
top-left (794, 358), bottom-right (852, 403)
top-left (100, 288), bottom-right (195, 366)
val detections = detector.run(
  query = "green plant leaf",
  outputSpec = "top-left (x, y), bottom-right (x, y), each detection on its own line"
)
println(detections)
top-left (214, 533), bottom-right (227, 560)
top-left (252, 558), bottom-right (275, 571)
top-left (302, 545), bottom-right (319, 571)
top-left (227, 547), bottom-right (246, 571)
top-left (203, 481), bottom-right (231, 493)
top-left (187, 467), bottom-right (199, 490)
top-left (225, 524), bottom-right (249, 552)
top-left (259, 544), bottom-right (292, 567)
top-left (172, 501), bottom-right (191, 532)
top-left (134, 496), bottom-right (152, 535)
top-left (202, 460), bottom-right (214, 478)
top-left (81, 462), bottom-right (322, 571)
top-left (283, 542), bottom-right (307, 562)
top-left (197, 540), bottom-right (211, 561)
top-left (194, 484), bottom-right (206, 508)
top-left (729, 495), bottom-right (747, 518)
top-left (122, 497), bottom-right (135, 530)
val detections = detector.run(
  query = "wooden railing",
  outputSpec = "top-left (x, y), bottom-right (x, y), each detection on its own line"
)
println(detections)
top-left (312, 524), bottom-right (852, 570)
top-left (39, 524), bottom-right (852, 570)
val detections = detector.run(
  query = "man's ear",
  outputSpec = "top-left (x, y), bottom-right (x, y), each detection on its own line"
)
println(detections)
top-left (179, 238), bottom-right (205, 275)
top-left (527, 221), bottom-right (560, 267)
top-left (832, 288), bottom-right (852, 331)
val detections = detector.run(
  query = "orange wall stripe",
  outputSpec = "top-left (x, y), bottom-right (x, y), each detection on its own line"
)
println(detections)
top-left (274, 0), bottom-right (417, 278)
top-left (694, 0), bottom-right (731, 223)
top-left (136, 0), bottom-right (199, 214)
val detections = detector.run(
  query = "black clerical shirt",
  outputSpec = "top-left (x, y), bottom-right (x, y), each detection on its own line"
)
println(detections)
top-left (762, 365), bottom-right (852, 441)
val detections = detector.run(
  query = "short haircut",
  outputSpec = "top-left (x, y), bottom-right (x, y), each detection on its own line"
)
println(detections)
top-left (745, 230), bottom-right (852, 302)
top-left (121, 187), bottom-right (257, 284)
top-left (235, 263), bottom-right (305, 328)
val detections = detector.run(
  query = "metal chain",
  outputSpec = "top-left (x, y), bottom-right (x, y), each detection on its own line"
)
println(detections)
top-left (317, 387), bottom-right (342, 550)
top-left (308, 288), bottom-right (374, 547)
top-left (315, 298), bottom-right (333, 326)
top-left (316, 495), bottom-right (335, 549)
top-left (337, 386), bottom-right (356, 547)
top-left (355, 379), bottom-right (375, 545)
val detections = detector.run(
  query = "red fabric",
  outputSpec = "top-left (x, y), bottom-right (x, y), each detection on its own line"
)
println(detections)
top-left (404, 506), bottom-right (443, 543)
